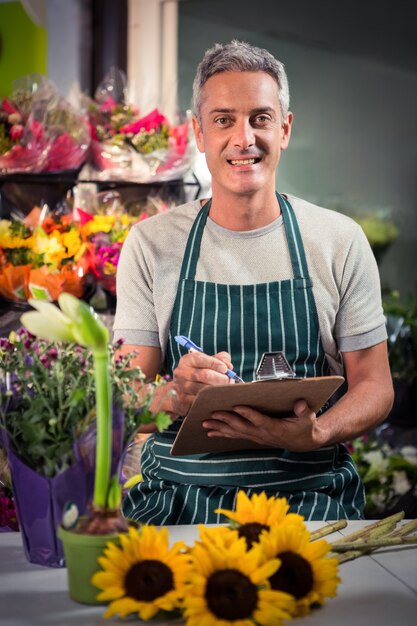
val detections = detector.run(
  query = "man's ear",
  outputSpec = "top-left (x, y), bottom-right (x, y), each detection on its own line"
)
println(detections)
top-left (280, 111), bottom-right (293, 151)
top-left (192, 116), bottom-right (205, 153)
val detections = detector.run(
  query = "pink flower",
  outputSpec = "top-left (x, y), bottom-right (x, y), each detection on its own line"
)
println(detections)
top-left (10, 124), bottom-right (24, 142)
top-left (29, 119), bottom-right (44, 141)
top-left (88, 120), bottom-right (98, 141)
top-left (77, 209), bottom-right (94, 225)
top-left (169, 122), bottom-right (189, 155)
top-left (99, 96), bottom-right (118, 112)
top-left (119, 108), bottom-right (168, 134)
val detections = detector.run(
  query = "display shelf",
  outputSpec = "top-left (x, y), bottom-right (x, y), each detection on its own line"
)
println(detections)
top-left (0, 170), bottom-right (201, 218)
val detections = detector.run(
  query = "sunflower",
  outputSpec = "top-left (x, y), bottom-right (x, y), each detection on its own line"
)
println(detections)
top-left (183, 525), bottom-right (295, 626)
top-left (258, 524), bottom-right (340, 617)
top-left (91, 525), bottom-right (192, 620)
top-left (215, 490), bottom-right (305, 547)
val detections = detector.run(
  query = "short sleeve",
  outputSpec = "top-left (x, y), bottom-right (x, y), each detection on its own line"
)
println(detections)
top-left (334, 225), bottom-right (387, 345)
top-left (112, 225), bottom-right (160, 347)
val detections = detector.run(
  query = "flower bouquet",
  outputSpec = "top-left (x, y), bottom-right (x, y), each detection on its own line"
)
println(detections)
top-left (87, 490), bottom-right (417, 624)
top-left (80, 67), bottom-right (196, 182)
top-left (0, 74), bottom-right (89, 174)
top-left (0, 297), bottom-right (171, 568)
top-left (0, 206), bottom-right (90, 304)
top-left (90, 492), bottom-right (342, 623)
top-left (77, 208), bottom-right (138, 296)
top-left (77, 194), bottom-right (171, 295)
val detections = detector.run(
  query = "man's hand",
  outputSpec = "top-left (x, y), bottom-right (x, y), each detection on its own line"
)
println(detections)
top-left (172, 351), bottom-right (235, 416)
top-left (202, 400), bottom-right (326, 452)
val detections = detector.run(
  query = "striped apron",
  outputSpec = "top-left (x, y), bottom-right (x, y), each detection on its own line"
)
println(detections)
top-left (123, 194), bottom-right (365, 524)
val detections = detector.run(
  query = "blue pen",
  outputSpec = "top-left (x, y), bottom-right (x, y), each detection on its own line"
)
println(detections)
top-left (174, 335), bottom-right (244, 383)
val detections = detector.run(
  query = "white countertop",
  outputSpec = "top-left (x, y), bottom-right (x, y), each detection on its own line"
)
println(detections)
top-left (0, 521), bottom-right (416, 626)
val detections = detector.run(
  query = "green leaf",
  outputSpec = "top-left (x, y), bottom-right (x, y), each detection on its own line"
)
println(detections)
top-left (106, 475), bottom-right (122, 509)
top-left (155, 411), bottom-right (172, 432)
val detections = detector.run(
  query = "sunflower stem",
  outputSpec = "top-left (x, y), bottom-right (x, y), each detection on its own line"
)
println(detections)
top-left (92, 351), bottom-right (112, 509)
top-left (331, 535), bottom-right (417, 552)
top-left (310, 520), bottom-right (347, 541)
top-left (384, 519), bottom-right (417, 538)
top-left (334, 511), bottom-right (405, 544)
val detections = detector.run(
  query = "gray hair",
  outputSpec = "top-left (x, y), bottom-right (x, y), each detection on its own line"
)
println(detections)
top-left (192, 40), bottom-right (290, 124)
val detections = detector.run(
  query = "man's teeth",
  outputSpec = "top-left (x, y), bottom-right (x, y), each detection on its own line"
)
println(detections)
top-left (230, 158), bottom-right (256, 165)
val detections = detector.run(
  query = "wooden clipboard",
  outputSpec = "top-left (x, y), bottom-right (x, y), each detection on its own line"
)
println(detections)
top-left (170, 375), bottom-right (345, 456)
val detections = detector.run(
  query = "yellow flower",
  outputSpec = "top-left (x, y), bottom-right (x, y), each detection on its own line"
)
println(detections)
top-left (183, 526), bottom-right (294, 626)
top-left (0, 221), bottom-right (33, 250)
top-left (258, 524), bottom-right (340, 617)
top-left (215, 490), bottom-right (305, 547)
top-left (91, 525), bottom-right (192, 620)
top-left (61, 229), bottom-right (83, 258)
top-left (82, 215), bottom-right (116, 236)
top-left (31, 229), bottom-right (66, 267)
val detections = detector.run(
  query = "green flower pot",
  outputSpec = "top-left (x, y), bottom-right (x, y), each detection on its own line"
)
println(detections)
top-left (58, 524), bottom-right (121, 604)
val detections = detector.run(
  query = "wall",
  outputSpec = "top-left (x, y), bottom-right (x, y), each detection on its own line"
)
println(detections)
top-left (0, 1), bottom-right (47, 96)
top-left (177, 8), bottom-right (417, 299)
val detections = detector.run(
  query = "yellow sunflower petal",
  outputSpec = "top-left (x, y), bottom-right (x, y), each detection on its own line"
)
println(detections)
top-left (137, 602), bottom-right (160, 621)
top-left (104, 597), bottom-right (141, 618)
top-left (95, 587), bottom-right (125, 602)
top-left (91, 571), bottom-right (122, 589)
top-left (250, 557), bottom-right (281, 583)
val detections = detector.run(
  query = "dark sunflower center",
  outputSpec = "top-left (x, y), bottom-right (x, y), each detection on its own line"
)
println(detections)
top-left (124, 559), bottom-right (174, 601)
top-left (269, 551), bottom-right (314, 599)
top-left (238, 522), bottom-right (270, 548)
top-left (205, 569), bottom-right (258, 620)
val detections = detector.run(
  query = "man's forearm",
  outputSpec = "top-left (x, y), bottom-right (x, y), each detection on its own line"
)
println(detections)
top-left (315, 377), bottom-right (394, 446)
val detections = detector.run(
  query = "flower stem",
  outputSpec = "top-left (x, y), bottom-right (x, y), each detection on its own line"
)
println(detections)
top-left (92, 352), bottom-right (112, 509)
top-left (335, 511), bottom-right (405, 544)
top-left (310, 520), bottom-right (348, 541)
top-left (332, 512), bottom-right (413, 563)
top-left (386, 518), bottom-right (417, 538)
top-left (332, 536), bottom-right (417, 552)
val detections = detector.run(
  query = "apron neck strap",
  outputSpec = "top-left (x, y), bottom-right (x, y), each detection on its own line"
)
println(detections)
top-left (178, 194), bottom-right (310, 281)
top-left (178, 199), bottom-right (211, 281)
top-left (277, 193), bottom-right (310, 279)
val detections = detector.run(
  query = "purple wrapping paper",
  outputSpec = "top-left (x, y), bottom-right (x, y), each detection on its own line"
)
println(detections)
top-left (0, 405), bottom-right (125, 567)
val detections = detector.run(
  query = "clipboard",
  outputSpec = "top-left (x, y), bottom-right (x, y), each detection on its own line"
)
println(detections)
top-left (170, 375), bottom-right (345, 456)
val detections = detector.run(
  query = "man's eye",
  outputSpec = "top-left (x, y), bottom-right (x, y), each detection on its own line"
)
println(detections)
top-left (254, 115), bottom-right (270, 124)
top-left (215, 117), bottom-right (229, 125)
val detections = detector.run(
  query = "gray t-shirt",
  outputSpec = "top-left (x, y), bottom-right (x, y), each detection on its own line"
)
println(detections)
top-left (113, 194), bottom-right (387, 375)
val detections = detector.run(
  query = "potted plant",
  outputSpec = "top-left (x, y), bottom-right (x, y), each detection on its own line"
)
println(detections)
top-left (0, 293), bottom-right (170, 585)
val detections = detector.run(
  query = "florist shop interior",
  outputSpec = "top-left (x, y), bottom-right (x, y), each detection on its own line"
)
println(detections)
top-left (0, 2), bottom-right (416, 626)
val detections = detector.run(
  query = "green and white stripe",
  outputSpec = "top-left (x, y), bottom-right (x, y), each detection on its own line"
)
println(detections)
top-left (123, 194), bottom-right (365, 524)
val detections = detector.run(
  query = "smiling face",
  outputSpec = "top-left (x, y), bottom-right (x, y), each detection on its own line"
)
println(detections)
top-left (193, 71), bottom-right (293, 209)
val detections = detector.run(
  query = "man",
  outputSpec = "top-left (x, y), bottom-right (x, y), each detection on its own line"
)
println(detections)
top-left (114, 40), bottom-right (393, 523)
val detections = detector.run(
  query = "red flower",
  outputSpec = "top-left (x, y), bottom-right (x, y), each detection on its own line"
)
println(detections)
top-left (119, 108), bottom-right (168, 134)
top-left (76, 209), bottom-right (94, 225)
top-left (1, 97), bottom-right (18, 115)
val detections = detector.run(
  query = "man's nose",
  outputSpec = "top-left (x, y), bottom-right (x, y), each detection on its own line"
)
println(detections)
top-left (232, 120), bottom-right (255, 149)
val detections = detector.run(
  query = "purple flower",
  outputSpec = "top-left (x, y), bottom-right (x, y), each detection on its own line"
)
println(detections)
top-left (0, 495), bottom-right (19, 531)
top-left (40, 355), bottom-right (51, 369)
top-left (0, 338), bottom-right (13, 353)
top-left (47, 347), bottom-right (58, 360)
